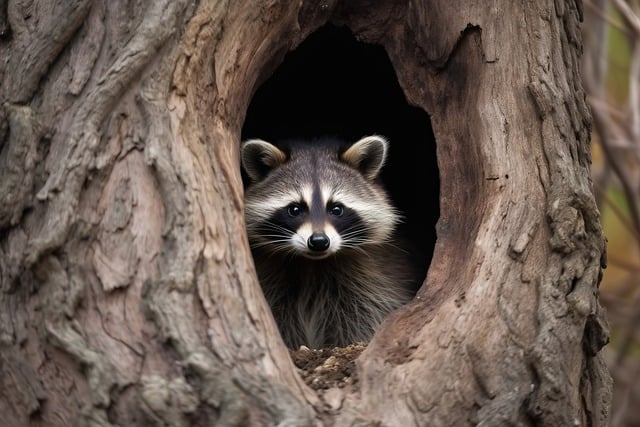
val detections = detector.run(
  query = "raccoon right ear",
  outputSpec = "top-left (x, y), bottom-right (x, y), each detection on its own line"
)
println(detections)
top-left (241, 139), bottom-right (287, 182)
top-left (341, 135), bottom-right (389, 180)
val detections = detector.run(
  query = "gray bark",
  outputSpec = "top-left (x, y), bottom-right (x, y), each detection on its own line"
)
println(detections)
top-left (0, 0), bottom-right (611, 426)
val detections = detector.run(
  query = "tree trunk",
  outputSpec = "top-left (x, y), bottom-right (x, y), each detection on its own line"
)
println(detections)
top-left (0, 1), bottom-right (611, 426)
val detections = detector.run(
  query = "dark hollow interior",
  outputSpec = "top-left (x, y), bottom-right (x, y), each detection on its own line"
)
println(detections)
top-left (241, 23), bottom-right (439, 285)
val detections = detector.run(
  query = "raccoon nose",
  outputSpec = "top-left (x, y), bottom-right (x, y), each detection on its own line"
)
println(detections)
top-left (307, 233), bottom-right (330, 252)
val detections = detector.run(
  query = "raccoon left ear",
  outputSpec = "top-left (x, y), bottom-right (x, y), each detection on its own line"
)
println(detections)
top-left (341, 135), bottom-right (389, 180)
top-left (241, 139), bottom-right (287, 182)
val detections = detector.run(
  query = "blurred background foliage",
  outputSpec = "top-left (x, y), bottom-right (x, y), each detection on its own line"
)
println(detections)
top-left (583, 1), bottom-right (640, 425)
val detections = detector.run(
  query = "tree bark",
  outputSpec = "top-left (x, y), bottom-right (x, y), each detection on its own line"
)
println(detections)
top-left (0, 1), bottom-right (611, 426)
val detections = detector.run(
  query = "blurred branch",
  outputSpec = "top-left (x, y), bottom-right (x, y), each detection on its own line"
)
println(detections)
top-left (583, 2), bottom-right (640, 425)
top-left (598, 181), bottom-right (640, 240)
top-left (607, 255), bottom-right (640, 271)
top-left (630, 38), bottom-right (640, 140)
top-left (585, 0), bottom-right (640, 237)
top-left (586, 0), bottom-right (633, 35)
top-left (612, 0), bottom-right (640, 34)
top-left (591, 104), bottom-right (640, 237)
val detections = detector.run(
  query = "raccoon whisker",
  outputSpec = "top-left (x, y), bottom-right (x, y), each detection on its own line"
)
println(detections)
top-left (252, 234), bottom-right (292, 241)
top-left (257, 223), bottom-right (295, 235)
top-left (339, 234), bottom-right (368, 243)
top-left (339, 229), bottom-right (376, 242)
top-left (250, 241), bottom-right (284, 249)
top-left (340, 237), bottom-right (378, 247)
top-left (339, 226), bottom-right (368, 236)
top-left (250, 239), bottom-right (294, 252)
top-left (263, 243), bottom-right (296, 254)
top-left (340, 225), bottom-right (395, 244)
top-left (340, 243), bottom-right (374, 253)
top-left (383, 241), bottom-right (411, 254)
top-left (339, 236), bottom-right (371, 246)
top-left (250, 233), bottom-right (292, 241)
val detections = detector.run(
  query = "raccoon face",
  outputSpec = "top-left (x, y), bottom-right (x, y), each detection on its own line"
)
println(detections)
top-left (241, 135), bottom-right (399, 260)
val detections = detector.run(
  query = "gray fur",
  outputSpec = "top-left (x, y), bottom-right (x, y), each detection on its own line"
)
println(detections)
top-left (241, 135), bottom-right (418, 348)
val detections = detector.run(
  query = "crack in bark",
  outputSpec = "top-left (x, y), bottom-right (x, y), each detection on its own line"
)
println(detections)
top-left (4, 0), bottom-right (93, 103)
top-left (0, 104), bottom-right (40, 231)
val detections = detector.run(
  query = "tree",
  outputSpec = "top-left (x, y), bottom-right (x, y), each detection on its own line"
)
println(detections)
top-left (0, 0), bottom-right (611, 425)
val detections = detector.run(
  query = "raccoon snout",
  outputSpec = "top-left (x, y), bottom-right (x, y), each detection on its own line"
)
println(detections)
top-left (307, 233), bottom-right (330, 252)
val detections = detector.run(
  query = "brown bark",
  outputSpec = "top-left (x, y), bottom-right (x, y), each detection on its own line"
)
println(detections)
top-left (0, 1), bottom-right (610, 426)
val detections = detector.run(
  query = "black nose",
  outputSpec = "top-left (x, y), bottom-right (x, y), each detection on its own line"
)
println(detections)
top-left (307, 233), bottom-right (330, 252)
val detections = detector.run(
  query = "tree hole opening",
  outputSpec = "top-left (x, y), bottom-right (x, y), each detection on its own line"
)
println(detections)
top-left (241, 23), bottom-right (439, 302)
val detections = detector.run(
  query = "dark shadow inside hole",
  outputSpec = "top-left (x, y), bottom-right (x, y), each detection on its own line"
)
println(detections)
top-left (242, 23), bottom-right (439, 289)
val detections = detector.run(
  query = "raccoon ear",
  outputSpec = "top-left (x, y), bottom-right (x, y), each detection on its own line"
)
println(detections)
top-left (341, 135), bottom-right (389, 180)
top-left (241, 139), bottom-right (287, 182)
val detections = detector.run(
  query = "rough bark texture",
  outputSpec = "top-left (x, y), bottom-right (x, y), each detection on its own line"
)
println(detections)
top-left (0, 0), bottom-right (610, 426)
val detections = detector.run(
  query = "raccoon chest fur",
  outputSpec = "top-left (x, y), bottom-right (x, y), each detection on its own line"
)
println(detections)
top-left (241, 135), bottom-right (417, 348)
top-left (254, 246), bottom-right (414, 348)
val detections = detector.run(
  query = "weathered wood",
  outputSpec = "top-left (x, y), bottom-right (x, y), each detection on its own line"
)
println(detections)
top-left (0, 0), bottom-right (610, 426)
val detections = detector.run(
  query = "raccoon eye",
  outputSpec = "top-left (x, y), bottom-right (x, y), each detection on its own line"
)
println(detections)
top-left (328, 203), bottom-right (344, 216)
top-left (287, 204), bottom-right (302, 217)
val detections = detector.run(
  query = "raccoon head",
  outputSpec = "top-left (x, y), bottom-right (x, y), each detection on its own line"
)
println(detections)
top-left (241, 135), bottom-right (399, 260)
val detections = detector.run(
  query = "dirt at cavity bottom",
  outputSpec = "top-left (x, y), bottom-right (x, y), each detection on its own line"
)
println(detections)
top-left (289, 342), bottom-right (366, 390)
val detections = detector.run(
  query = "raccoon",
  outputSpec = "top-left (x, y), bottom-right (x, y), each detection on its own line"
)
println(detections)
top-left (241, 135), bottom-right (419, 348)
